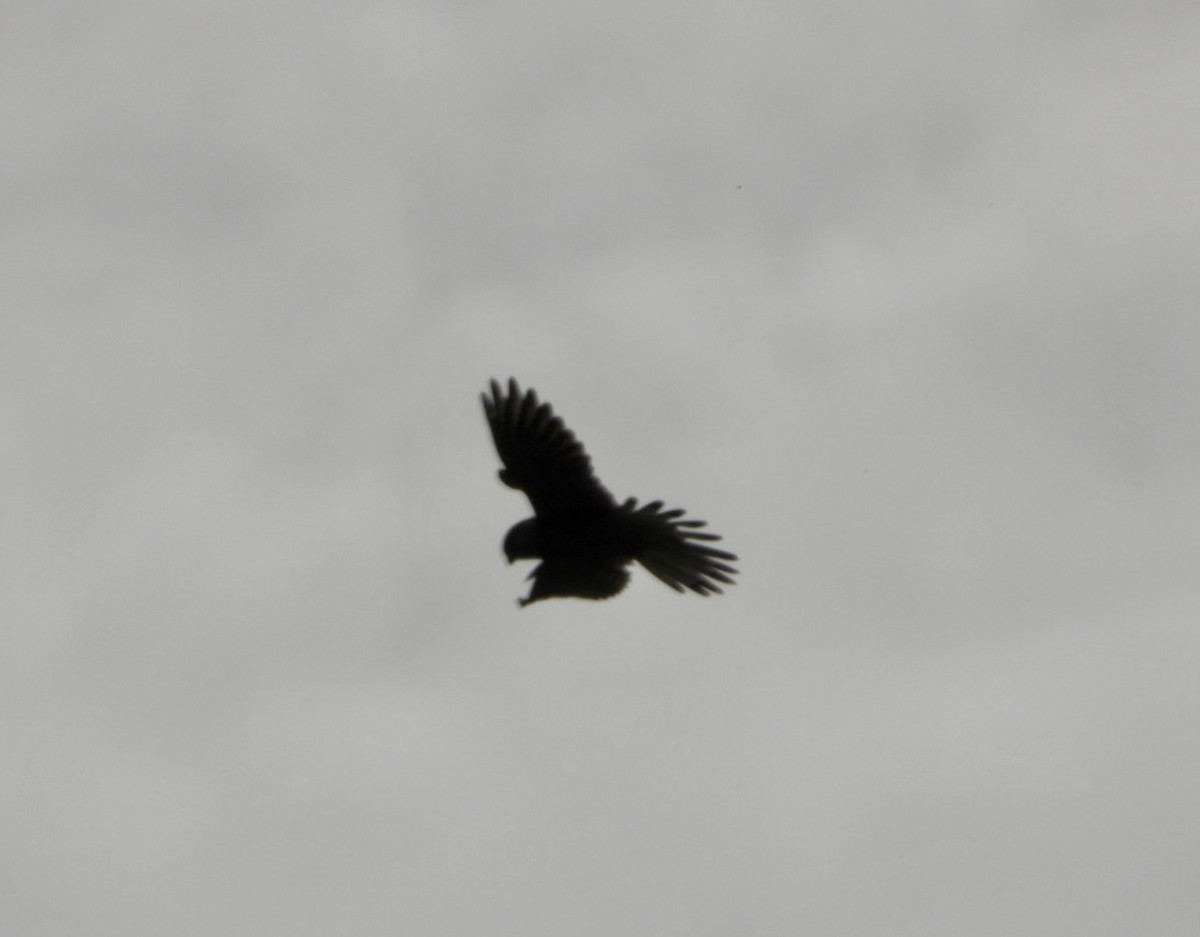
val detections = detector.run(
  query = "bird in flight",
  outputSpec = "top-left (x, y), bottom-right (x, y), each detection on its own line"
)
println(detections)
top-left (482, 378), bottom-right (738, 606)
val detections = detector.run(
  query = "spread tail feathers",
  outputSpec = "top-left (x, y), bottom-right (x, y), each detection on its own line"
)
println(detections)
top-left (622, 499), bottom-right (739, 596)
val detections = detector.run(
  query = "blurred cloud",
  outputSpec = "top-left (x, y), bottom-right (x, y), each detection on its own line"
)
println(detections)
top-left (4, 1), bottom-right (1199, 934)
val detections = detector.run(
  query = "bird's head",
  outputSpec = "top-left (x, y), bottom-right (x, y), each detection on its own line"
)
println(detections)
top-left (502, 518), bottom-right (541, 563)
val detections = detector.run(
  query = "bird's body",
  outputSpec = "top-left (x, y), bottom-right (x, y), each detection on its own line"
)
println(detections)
top-left (481, 378), bottom-right (738, 606)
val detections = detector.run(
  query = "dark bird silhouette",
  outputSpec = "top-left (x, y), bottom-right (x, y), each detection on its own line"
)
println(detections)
top-left (482, 378), bottom-right (738, 606)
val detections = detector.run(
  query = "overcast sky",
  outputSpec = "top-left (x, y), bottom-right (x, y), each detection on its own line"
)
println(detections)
top-left (5, 2), bottom-right (1200, 934)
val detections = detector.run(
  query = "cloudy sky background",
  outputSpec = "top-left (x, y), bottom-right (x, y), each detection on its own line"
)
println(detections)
top-left (6, 1), bottom-right (1200, 933)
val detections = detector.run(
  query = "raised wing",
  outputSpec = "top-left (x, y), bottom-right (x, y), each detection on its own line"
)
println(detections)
top-left (482, 378), bottom-right (616, 518)
top-left (622, 499), bottom-right (739, 596)
top-left (518, 557), bottom-right (630, 606)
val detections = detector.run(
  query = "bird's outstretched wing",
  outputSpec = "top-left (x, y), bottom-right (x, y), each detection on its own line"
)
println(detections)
top-left (519, 557), bottom-right (630, 607)
top-left (482, 378), bottom-right (616, 517)
top-left (622, 499), bottom-right (739, 596)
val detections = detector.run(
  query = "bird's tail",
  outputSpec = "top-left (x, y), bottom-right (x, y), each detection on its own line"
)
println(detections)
top-left (620, 499), bottom-right (738, 596)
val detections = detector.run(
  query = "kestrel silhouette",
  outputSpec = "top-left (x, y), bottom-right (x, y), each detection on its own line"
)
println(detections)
top-left (482, 378), bottom-right (738, 606)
